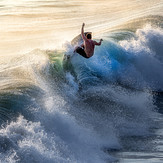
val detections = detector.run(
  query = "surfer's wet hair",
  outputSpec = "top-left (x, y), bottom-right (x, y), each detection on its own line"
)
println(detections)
top-left (86, 33), bottom-right (92, 39)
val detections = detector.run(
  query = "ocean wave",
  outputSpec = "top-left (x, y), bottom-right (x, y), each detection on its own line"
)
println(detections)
top-left (0, 20), bottom-right (162, 162)
top-left (63, 24), bottom-right (163, 92)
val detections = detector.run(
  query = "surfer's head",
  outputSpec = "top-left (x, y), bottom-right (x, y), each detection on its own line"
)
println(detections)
top-left (86, 33), bottom-right (92, 39)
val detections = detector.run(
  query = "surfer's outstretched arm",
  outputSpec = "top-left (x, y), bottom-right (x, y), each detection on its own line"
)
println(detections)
top-left (94, 39), bottom-right (103, 46)
top-left (81, 23), bottom-right (87, 41)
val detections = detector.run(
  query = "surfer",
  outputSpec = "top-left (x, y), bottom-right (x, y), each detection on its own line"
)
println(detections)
top-left (74, 23), bottom-right (103, 58)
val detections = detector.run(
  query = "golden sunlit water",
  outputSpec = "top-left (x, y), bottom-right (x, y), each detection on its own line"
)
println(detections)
top-left (0, 0), bottom-right (163, 55)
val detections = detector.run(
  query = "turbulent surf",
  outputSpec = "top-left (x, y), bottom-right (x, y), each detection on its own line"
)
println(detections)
top-left (0, 0), bottom-right (163, 163)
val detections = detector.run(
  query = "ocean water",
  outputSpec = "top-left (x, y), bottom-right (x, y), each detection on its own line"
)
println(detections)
top-left (0, 0), bottom-right (163, 162)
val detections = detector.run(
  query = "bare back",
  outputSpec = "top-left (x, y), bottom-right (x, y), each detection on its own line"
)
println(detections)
top-left (81, 23), bottom-right (103, 58)
top-left (83, 39), bottom-right (95, 58)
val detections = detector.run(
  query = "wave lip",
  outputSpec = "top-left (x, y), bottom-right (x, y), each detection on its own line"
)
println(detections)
top-left (68, 24), bottom-right (163, 92)
top-left (0, 16), bottom-right (163, 163)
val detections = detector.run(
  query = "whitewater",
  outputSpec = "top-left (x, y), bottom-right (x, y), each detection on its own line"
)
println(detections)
top-left (0, 0), bottom-right (163, 162)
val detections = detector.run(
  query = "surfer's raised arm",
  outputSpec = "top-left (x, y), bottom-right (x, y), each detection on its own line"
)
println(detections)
top-left (73, 23), bottom-right (103, 58)
top-left (81, 23), bottom-right (87, 40)
top-left (94, 39), bottom-right (103, 46)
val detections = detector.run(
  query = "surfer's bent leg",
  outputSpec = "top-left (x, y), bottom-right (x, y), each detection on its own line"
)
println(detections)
top-left (75, 47), bottom-right (89, 59)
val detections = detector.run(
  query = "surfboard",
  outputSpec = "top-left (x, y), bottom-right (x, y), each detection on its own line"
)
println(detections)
top-left (63, 32), bottom-right (91, 62)
top-left (71, 32), bottom-right (91, 46)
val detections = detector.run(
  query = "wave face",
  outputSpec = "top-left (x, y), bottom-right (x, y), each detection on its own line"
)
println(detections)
top-left (0, 21), bottom-right (162, 163)
top-left (0, 0), bottom-right (163, 162)
top-left (67, 24), bottom-right (163, 92)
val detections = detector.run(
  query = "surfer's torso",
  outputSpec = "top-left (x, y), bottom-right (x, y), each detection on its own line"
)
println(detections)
top-left (73, 23), bottom-right (103, 59)
top-left (84, 39), bottom-right (95, 58)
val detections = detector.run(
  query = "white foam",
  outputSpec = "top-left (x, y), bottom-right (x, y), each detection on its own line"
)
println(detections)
top-left (63, 41), bottom-right (74, 57)
top-left (0, 24), bottom-right (161, 163)
top-left (119, 25), bottom-right (163, 91)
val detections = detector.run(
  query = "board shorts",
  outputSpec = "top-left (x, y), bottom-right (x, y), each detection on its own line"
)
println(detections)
top-left (75, 47), bottom-right (89, 58)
